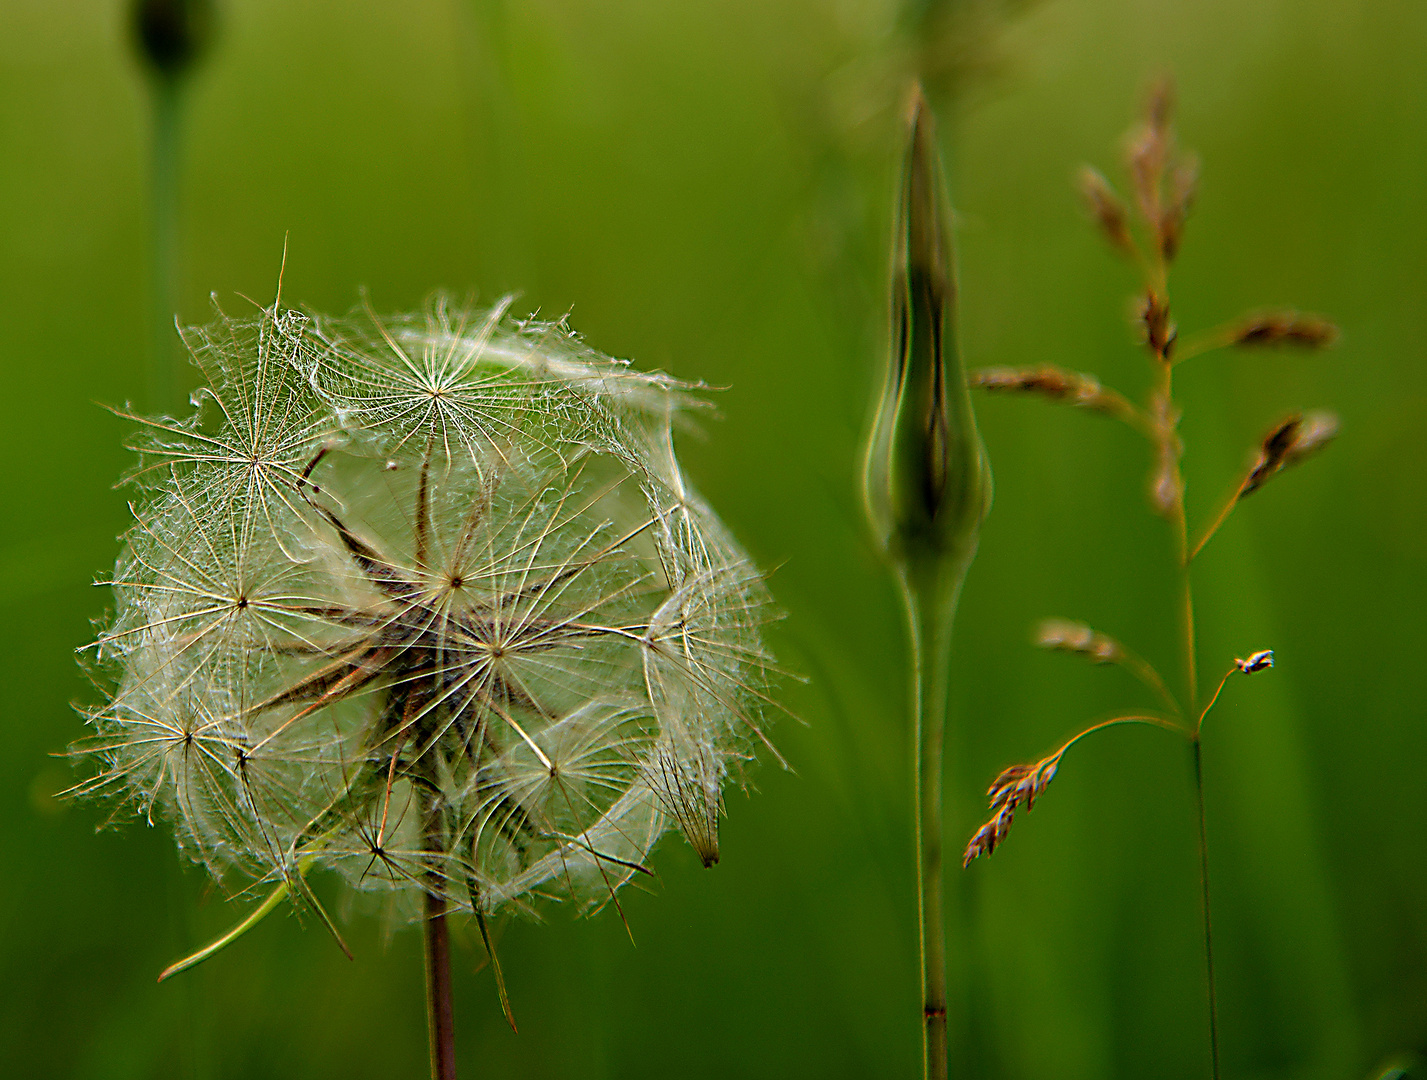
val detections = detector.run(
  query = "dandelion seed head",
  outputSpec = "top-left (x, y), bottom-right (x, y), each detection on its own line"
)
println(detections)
top-left (75, 295), bottom-right (775, 923)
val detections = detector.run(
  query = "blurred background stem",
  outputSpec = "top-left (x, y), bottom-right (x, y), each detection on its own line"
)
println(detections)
top-left (133, 0), bottom-right (213, 411)
top-left (147, 74), bottom-right (181, 410)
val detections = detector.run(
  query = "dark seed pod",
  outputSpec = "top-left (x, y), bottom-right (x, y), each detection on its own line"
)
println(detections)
top-left (132, 0), bottom-right (215, 81)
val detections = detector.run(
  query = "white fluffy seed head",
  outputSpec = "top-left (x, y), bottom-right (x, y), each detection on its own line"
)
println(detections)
top-left (76, 295), bottom-right (775, 922)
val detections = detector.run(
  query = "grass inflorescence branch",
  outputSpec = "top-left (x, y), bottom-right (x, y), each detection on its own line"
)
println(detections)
top-left (962, 79), bottom-right (1339, 1080)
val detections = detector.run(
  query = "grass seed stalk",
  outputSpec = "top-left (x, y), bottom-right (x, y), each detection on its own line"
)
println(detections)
top-left (961, 80), bottom-right (1339, 1080)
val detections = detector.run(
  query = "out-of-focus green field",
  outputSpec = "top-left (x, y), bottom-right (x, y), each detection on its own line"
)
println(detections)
top-left (3, 1), bottom-right (1424, 1077)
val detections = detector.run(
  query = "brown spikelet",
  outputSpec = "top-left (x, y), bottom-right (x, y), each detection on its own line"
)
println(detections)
top-left (970, 365), bottom-right (1139, 423)
top-left (1285, 412), bottom-right (1339, 460)
top-left (1145, 76), bottom-right (1174, 133)
top-left (1244, 415), bottom-right (1302, 494)
top-left (962, 812), bottom-right (1011, 867)
top-left (963, 756), bottom-right (1060, 866)
top-left (1159, 154), bottom-right (1199, 263)
top-left (1120, 77), bottom-right (1201, 265)
top-left (1239, 411), bottom-right (1339, 497)
top-left (1148, 391), bottom-right (1183, 516)
top-left (1035, 618), bottom-right (1122, 664)
top-left (1125, 79), bottom-right (1175, 220)
top-left (1140, 291), bottom-right (1176, 360)
top-left (1229, 311), bottom-right (1340, 350)
top-left (1078, 166), bottom-right (1135, 256)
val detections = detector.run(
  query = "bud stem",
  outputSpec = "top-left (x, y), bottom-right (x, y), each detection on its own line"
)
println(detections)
top-left (900, 559), bottom-right (977, 1080)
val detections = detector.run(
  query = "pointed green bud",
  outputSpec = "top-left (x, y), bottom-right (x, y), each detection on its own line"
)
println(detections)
top-left (863, 88), bottom-right (991, 588)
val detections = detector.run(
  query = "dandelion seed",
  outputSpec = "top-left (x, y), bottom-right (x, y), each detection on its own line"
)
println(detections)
top-left (74, 294), bottom-right (777, 954)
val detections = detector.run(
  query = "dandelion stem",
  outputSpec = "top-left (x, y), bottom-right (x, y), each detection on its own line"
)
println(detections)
top-left (424, 811), bottom-right (458, 1080)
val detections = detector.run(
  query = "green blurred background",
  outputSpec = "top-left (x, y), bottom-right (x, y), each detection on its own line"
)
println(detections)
top-left (4, 1), bottom-right (1424, 1077)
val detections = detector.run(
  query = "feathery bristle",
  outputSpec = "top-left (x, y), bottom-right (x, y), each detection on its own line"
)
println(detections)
top-left (75, 295), bottom-right (779, 929)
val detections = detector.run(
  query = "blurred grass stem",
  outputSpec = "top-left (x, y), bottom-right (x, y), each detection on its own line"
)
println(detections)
top-left (1154, 280), bottom-right (1218, 1080)
top-left (147, 76), bottom-right (182, 410)
top-left (134, 0), bottom-right (215, 409)
top-left (1191, 739), bottom-right (1221, 1080)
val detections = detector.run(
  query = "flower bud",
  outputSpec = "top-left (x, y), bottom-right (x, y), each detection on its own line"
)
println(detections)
top-left (863, 88), bottom-right (991, 584)
top-left (1235, 650), bottom-right (1274, 674)
top-left (132, 0), bottom-right (215, 81)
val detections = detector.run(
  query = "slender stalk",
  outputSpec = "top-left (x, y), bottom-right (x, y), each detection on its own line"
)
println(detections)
top-left (1191, 739), bottom-right (1221, 1080)
top-left (1176, 554), bottom-right (1198, 711)
top-left (424, 812), bottom-right (458, 1080)
top-left (900, 564), bottom-right (969, 1080)
top-left (1153, 357), bottom-right (1197, 710)
top-left (1161, 320), bottom-right (1219, 1080)
top-left (1188, 487), bottom-right (1239, 562)
top-left (1177, 448), bottom-right (1221, 1080)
